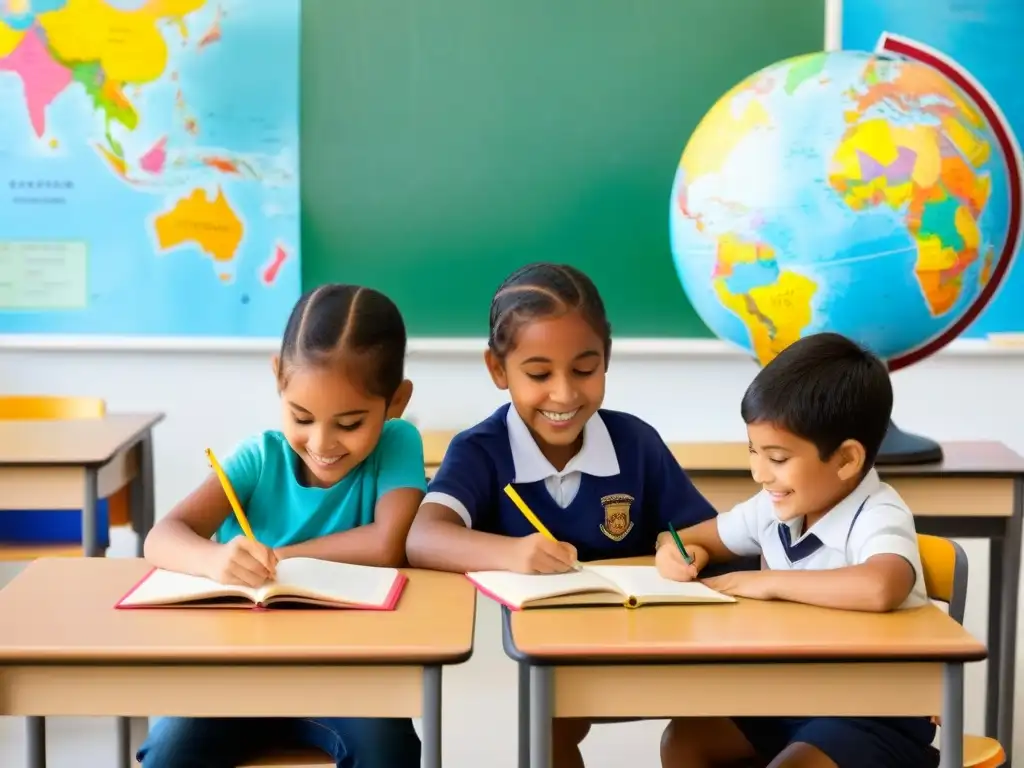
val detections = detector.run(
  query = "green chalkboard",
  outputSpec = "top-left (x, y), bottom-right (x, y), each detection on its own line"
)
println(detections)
top-left (301, 0), bottom-right (825, 337)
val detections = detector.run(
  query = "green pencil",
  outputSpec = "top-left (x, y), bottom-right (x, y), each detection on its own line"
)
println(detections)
top-left (667, 522), bottom-right (694, 565)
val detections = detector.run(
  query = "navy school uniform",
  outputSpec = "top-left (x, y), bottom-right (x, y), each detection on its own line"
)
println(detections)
top-left (423, 403), bottom-right (717, 560)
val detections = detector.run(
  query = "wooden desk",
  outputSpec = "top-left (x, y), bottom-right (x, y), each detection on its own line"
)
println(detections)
top-left (669, 439), bottom-right (1024, 761)
top-left (504, 596), bottom-right (985, 768)
top-left (0, 558), bottom-right (477, 768)
top-left (424, 432), bottom-right (1023, 759)
top-left (0, 413), bottom-right (164, 559)
top-left (423, 430), bottom-right (453, 478)
top-left (0, 412), bottom-right (164, 767)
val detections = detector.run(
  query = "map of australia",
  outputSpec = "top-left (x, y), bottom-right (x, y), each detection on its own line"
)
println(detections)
top-left (0, 0), bottom-right (299, 338)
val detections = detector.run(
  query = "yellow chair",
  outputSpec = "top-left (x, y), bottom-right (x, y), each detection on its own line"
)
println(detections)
top-left (0, 394), bottom-right (107, 420)
top-left (918, 534), bottom-right (1005, 768)
top-left (0, 395), bottom-right (130, 559)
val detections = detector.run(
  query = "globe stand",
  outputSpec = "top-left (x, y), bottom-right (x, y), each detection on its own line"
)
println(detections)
top-left (875, 420), bottom-right (943, 465)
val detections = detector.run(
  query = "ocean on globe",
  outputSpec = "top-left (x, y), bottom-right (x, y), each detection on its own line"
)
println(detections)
top-left (669, 49), bottom-right (1012, 369)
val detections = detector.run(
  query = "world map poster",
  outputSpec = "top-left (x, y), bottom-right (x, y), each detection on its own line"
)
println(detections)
top-left (0, 0), bottom-right (300, 340)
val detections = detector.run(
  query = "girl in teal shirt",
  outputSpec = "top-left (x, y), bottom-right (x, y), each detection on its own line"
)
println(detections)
top-left (137, 284), bottom-right (426, 768)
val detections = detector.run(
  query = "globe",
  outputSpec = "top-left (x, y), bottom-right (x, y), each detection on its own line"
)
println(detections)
top-left (668, 47), bottom-right (1018, 463)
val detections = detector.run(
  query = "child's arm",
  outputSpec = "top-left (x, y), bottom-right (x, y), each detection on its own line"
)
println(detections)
top-left (405, 434), bottom-right (576, 573)
top-left (275, 420), bottom-right (426, 567)
top-left (661, 517), bottom-right (736, 562)
top-left (657, 493), bottom-right (763, 581)
top-left (408, 504), bottom-right (575, 573)
top-left (704, 504), bottom-right (918, 612)
top-left (645, 426), bottom-right (722, 557)
top-left (144, 438), bottom-right (275, 586)
top-left (274, 488), bottom-right (423, 567)
top-left (722, 556), bottom-right (915, 612)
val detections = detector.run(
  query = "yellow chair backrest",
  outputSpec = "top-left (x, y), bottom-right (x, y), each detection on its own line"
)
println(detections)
top-left (0, 395), bottom-right (106, 420)
top-left (916, 533), bottom-right (968, 625)
top-left (918, 533), bottom-right (956, 604)
top-left (917, 534), bottom-right (1007, 767)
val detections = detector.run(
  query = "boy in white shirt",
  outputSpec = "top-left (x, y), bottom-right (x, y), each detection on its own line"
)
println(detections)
top-left (658, 332), bottom-right (936, 768)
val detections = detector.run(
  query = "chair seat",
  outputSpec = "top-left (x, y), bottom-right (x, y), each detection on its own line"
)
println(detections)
top-left (237, 748), bottom-right (333, 767)
top-left (964, 733), bottom-right (1005, 768)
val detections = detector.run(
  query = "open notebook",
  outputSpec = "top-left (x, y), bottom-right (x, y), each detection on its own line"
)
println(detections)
top-left (466, 565), bottom-right (736, 610)
top-left (116, 557), bottom-right (407, 610)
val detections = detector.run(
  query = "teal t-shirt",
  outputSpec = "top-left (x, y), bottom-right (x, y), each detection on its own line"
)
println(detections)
top-left (215, 419), bottom-right (427, 548)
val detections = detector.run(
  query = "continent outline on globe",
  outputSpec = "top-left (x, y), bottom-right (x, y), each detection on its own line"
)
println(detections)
top-left (669, 34), bottom-right (1022, 372)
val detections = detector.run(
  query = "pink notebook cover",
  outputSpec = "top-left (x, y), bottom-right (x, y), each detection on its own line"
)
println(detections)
top-left (114, 567), bottom-right (408, 612)
top-left (464, 574), bottom-right (522, 611)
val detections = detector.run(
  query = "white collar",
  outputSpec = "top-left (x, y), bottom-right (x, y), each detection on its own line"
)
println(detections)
top-left (781, 468), bottom-right (882, 549)
top-left (506, 405), bottom-right (620, 483)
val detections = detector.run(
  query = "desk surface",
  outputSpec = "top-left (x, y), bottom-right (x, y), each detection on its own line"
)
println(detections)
top-left (0, 413), bottom-right (164, 466)
top-left (0, 558), bottom-right (476, 665)
top-left (668, 440), bottom-right (1024, 477)
top-left (422, 431), bottom-right (1024, 477)
top-left (505, 597), bottom-right (986, 664)
top-left (422, 430), bottom-right (455, 467)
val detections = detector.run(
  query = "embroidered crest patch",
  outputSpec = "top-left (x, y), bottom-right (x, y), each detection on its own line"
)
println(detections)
top-left (599, 493), bottom-right (635, 541)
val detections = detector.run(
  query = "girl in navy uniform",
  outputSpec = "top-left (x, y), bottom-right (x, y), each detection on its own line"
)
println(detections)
top-left (406, 262), bottom-right (717, 767)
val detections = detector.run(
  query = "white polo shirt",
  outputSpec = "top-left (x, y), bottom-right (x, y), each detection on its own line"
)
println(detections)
top-left (716, 468), bottom-right (928, 609)
top-left (422, 406), bottom-right (621, 525)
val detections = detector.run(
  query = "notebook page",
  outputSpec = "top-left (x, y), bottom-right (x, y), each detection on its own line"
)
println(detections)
top-left (120, 569), bottom-right (255, 606)
top-left (466, 568), bottom-right (618, 608)
top-left (267, 558), bottom-right (399, 606)
top-left (585, 565), bottom-right (733, 602)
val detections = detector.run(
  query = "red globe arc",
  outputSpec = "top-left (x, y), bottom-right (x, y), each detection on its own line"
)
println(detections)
top-left (879, 34), bottom-right (1023, 371)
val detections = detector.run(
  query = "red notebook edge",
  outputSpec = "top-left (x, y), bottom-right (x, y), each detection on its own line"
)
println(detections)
top-left (113, 566), bottom-right (158, 609)
top-left (464, 574), bottom-right (521, 611)
top-left (360, 570), bottom-right (408, 611)
top-left (114, 568), bottom-right (409, 612)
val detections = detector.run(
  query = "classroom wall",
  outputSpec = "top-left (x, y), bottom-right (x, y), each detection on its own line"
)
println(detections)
top-left (0, 343), bottom-right (1021, 766)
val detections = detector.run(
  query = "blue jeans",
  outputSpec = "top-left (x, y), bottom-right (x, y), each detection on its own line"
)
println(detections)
top-left (136, 715), bottom-right (421, 768)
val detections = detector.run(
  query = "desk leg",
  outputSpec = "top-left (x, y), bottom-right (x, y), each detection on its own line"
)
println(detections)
top-left (125, 435), bottom-right (155, 765)
top-left (519, 662), bottom-right (531, 768)
top-left (116, 717), bottom-right (132, 768)
top-left (422, 665), bottom-right (442, 768)
top-left (986, 532), bottom-right (1003, 743)
top-left (529, 666), bottom-right (552, 768)
top-left (129, 432), bottom-right (156, 557)
top-left (82, 468), bottom-right (99, 557)
top-left (997, 482), bottom-right (1022, 763)
top-left (26, 717), bottom-right (45, 768)
top-left (940, 663), bottom-right (964, 768)
top-left (86, 465), bottom-right (136, 767)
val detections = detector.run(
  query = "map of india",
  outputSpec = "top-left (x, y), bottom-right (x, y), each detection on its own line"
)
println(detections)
top-left (0, 0), bottom-right (300, 338)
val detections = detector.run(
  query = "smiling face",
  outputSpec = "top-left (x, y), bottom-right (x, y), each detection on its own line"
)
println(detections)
top-left (746, 420), bottom-right (865, 526)
top-left (275, 359), bottom-right (396, 488)
top-left (485, 309), bottom-right (607, 470)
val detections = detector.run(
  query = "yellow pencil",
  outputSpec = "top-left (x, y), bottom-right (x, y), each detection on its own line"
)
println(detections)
top-left (503, 484), bottom-right (582, 571)
top-left (205, 447), bottom-right (256, 542)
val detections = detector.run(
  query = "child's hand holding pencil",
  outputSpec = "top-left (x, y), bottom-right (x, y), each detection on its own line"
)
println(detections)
top-left (506, 532), bottom-right (579, 575)
top-left (204, 447), bottom-right (277, 587)
top-left (209, 535), bottom-right (278, 588)
top-left (502, 484), bottom-right (581, 574)
top-left (656, 523), bottom-right (707, 582)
